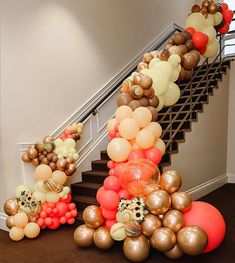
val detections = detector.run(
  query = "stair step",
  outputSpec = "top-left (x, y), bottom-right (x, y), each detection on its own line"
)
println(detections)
top-left (162, 130), bottom-right (185, 141)
top-left (158, 111), bottom-right (198, 122)
top-left (178, 94), bottom-right (209, 104)
top-left (178, 80), bottom-right (218, 89)
top-left (91, 160), bottom-right (109, 172)
top-left (71, 182), bottom-right (102, 198)
top-left (160, 121), bottom-right (191, 130)
top-left (73, 194), bottom-right (98, 211)
top-left (160, 102), bottom-right (204, 114)
top-left (100, 150), bottom-right (109, 160)
top-left (82, 170), bottom-right (109, 184)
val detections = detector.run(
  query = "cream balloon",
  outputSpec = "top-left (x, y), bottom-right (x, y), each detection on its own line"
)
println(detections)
top-left (145, 122), bottom-right (162, 139)
top-left (203, 39), bottom-right (219, 58)
top-left (206, 14), bottom-right (215, 27)
top-left (46, 191), bottom-right (60, 202)
top-left (153, 61), bottom-right (173, 79)
top-left (154, 138), bottom-right (166, 155)
top-left (133, 107), bottom-right (152, 128)
top-left (163, 82), bottom-right (180, 106)
top-left (13, 213), bottom-right (28, 228)
top-left (115, 106), bottom-right (133, 122)
top-left (145, 70), bottom-right (169, 96)
top-left (9, 226), bottom-right (25, 241)
top-left (214, 12), bottom-right (223, 26)
top-left (33, 191), bottom-right (46, 202)
top-left (15, 185), bottom-right (30, 198)
top-left (34, 180), bottom-right (47, 193)
top-left (149, 58), bottom-right (161, 69)
top-left (34, 164), bottom-right (52, 180)
top-left (155, 96), bottom-right (165, 112)
top-left (170, 69), bottom-right (180, 82)
top-left (202, 27), bottom-right (216, 43)
top-left (52, 170), bottom-right (67, 185)
top-left (64, 138), bottom-right (76, 148)
top-left (107, 138), bottom-right (132, 162)
top-left (54, 138), bottom-right (64, 147)
top-left (24, 222), bottom-right (40, 238)
top-left (136, 129), bottom-right (155, 149)
top-left (119, 118), bottom-right (140, 140)
top-left (107, 118), bottom-right (118, 131)
top-left (185, 13), bottom-right (207, 31)
top-left (168, 54), bottom-right (181, 68)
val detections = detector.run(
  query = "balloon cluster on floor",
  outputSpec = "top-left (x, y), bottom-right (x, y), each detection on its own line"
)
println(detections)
top-left (3, 123), bottom-right (83, 241)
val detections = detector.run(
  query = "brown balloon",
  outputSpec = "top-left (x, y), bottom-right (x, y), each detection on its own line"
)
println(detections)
top-left (117, 93), bottom-right (133, 106)
top-left (143, 53), bottom-right (153, 63)
top-left (31, 158), bottom-right (40, 166)
top-left (144, 87), bottom-right (154, 99)
top-left (150, 50), bottom-right (159, 58)
top-left (200, 7), bottom-right (208, 16)
top-left (174, 33), bottom-right (187, 45)
top-left (74, 224), bottom-right (95, 247)
top-left (123, 235), bottom-right (150, 262)
top-left (146, 190), bottom-right (171, 215)
top-left (162, 210), bottom-right (185, 233)
top-left (43, 136), bottom-right (54, 144)
top-left (147, 106), bottom-right (158, 121)
top-left (83, 205), bottom-right (104, 229)
top-left (41, 157), bottom-right (49, 165)
top-left (168, 37), bottom-right (175, 45)
top-left (185, 39), bottom-right (194, 51)
top-left (191, 4), bottom-right (201, 13)
top-left (177, 226), bottom-right (208, 256)
top-left (65, 163), bottom-right (76, 176)
top-left (21, 153), bottom-right (31, 162)
top-left (202, 0), bottom-right (210, 8)
top-left (133, 73), bottom-right (143, 85)
top-left (139, 75), bottom-right (153, 89)
top-left (208, 3), bottom-right (218, 14)
top-left (171, 192), bottom-right (192, 212)
top-left (182, 30), bottom-right (192, 40)
top-left (128, 100), bottom-right (142, 111)
top-left (138, 97), bottom-right (150, 107)
top-left (178, 45), bottom-right (188, 56)
top-left (152, 227), bottom-right (176, 252)
top-left (94, 226), bottom-right (114, 250)
top-left (137, 62), bottom-right (149, 72)
top-left (35, 142), bottom-right (45, 153)
top-left (160, 49), bottom-right (170, 61)
top-left (178, 67), bottom-right (186, 81)
top-left (183, 53), bottom-right (198, 70)
top-left (130, 85), bottom-right (144, 99)
top-left (6, 216), bottom-right (15, 229)
top-left (56, 158), bottom-right (68, 171)
top-left (4, 198), bottom-right (19, 216)
top-left (149, 96), bottom-right (159, 108)
top-left (185, 69), bottom-right (193, 79)
top-left (141, 214), bottom-right (162, 237)
top-left (189, 50), bottom-right (201, 64)
top-left (160, 170), bottom-right (182, 194)
top-left (125, 221), bottom-right (142, 238)
top-left (143, 183), bottom-right (161, 196)
top-left (164, 243), bottom-right (184, 259)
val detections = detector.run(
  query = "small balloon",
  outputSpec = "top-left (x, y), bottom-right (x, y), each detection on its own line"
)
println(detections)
top-left (164, 244), bottom-right (184, 259)
top-left (163, 210), bottom-right (185, 233)
top-left (146, 190), bottom-right (171, 215)
top-left (171, 192), bottom-right (192, 212)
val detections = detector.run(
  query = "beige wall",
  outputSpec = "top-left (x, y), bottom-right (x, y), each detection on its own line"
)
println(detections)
top-left (165, 69), bottom-right (230, 191)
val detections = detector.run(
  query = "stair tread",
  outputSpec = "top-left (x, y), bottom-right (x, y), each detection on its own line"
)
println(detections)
top-left (158, 109), bottom-right (202, 116)
top-left (73, 181), bottom-right (102, 190)
top-left (83, 170), bottom-right (109, 176)
top-left (92, 159), bottom-right (108, 164)
top-left (159, 118), bottom-right (196, 123)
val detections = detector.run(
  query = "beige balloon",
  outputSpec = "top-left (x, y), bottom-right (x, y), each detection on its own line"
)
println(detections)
top-left (136, 129), bottom-right (155, 149)
top-left (115, 106), bottom-right (133, 122)
top-left (24, 222), bottom-right (40, 238)
top-left (202, 26), bottom-right (216, 43)
top-left (46, 191), bottom-right (60, 202)
top-left (185, 13), bottom-right (207, 31)
top-left (51, 170), bottom-right (67, 185)
top-left (146, 70), bottom-right (169, 96)
top-left (155, 95), bottom-right (164, 112)
top-left (146, 190), bottom-right (171, 215)
top-left (145, 122), bottom-right (162, 139)
top-left (206, 14), bottom-right (215, 27)
top-left (154, 138), bottom-right (166, 155)
top-left (171, 192), bottom-right (192, 212)
top-left (162, 210), bottom-right (185, 233)
top-left (94, 226), bottom-right (114, 250)
top-left (203, 39), bottom-right (219, 58)
top-left (177, 226), bottom-right (208, 255)
top-left (170, 69), bottom-right (180, 82)
top-left (168, 54), bottom-right (181, 68)
top-left (141, 214), bottom-right (162, 237)
top-left (133, 107), bottom-right (152, 128)
top-left (164, 243), bottom-right (184, 259)
top-left (9, 226), bottom-right (25, 241)
top-left (153, 61), bottom-right (173, 79)
top-left (149, 57), bottom-right (161, 69)
top-left (123, 235), bottom-right (150, 262)
top-left (74, 224), bottom-right (95, 247)
top-left (152, 227), bottom-right (176, 252)
top-left (34, 164), bottom-right (52, 180)
top-left (160, 170), bottom-right (182, 194)
top-left (163, 82), bottom-right (180, 107)
top-left (83, 205), bottom-right (104, 229)
top-left (119, 118), bottom-right (140, 140)
top-left (214, 12), bottom-right (223, 26)
top-left (33, 191), bottom-right (47, 202)
top-left (107, 118), bottom-right (118, 132)
top-left (4, 198), bottom-right (19, 216)
top-left (13, 212), bottom-right (28, 228)
top-left (107, 138), bottom-right (132, 162)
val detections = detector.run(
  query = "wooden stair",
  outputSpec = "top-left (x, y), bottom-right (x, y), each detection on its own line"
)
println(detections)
top-left (71, 60), bottom-right (232, 224)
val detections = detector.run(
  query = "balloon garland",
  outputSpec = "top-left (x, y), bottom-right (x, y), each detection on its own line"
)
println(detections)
top-left (74, 1), bottom-right (230, 261)
top-left (3, 123), bottom-right (83, 241)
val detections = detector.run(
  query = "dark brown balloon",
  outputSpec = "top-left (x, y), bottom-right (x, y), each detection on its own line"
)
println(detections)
top-left (49, 162), bottom-right (56, 171)
top-left (144, 87), bottom-right (154, 99)
top-left (149, 96), bottom-right (159, 108)
top-left (182, 53), bottom-right (197, 70)
top-left (160, 49), bottom-right (170, 61)
top-left (178, 45), bottom-right (188, 55)
top-left (208, 3), bottom-right (218, 14)
top-left (39, 154), bottom-right (45, 162)
top-left (139, 75), bottom-right (152, 89)
top-left (56, 158), bottom-right (68, 170)
top-left (138, 97), bottom-right (149, 107)
top-left (128, 100), bottom-right (142, 111)
top-left (27, 148), bottom-right (38, 159)
top-left (182, 30), bottom-right (192, 40)
top-left (52, 155), bottom-right (58, 163)
top-left (189, 50), bottom-right (201, 64)
top-left (185, 39), bottom-right (194, 51)
top-left (133, 73), bottom-right (143, 85)
top-left (31, 158), bottom-right (40, 166)
top-left (174, 33), bottom-right (187, 45)
top-left (191, 4), bottom-right (201, 13)
top-left (168, 37), bottom-right (175, 45)
top-left (74, 224), bottom-right (95, 247)
top-left (143, 53), bottom-right (153, 63)
top-left (178, 67), bottom-right (186, 81)
top-left (94, 226), bottom-right (114, 250)
top-left (165, 244), bottom-right (184, 259)
top-left (35, 142), bottom-right (45, 153)
top-left (43, 136), bottom-right (53, 144)
top-left (147, 106), bottom-right (158, 121)
top-left (137, 62), bottom-right (149, 72)
top-left (141, 214), bottom-right (162, 237)
top-left (185, 70), bottom-right (193, 79)
top-left (130, 85), bottom-right (144, 99)
top-left (117, 93), bottom-right (133, 106)
top-left (21, 153), bottom-right (31, 162)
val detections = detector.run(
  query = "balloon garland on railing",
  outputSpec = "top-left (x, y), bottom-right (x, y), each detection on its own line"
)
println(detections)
top-left (3, 123), bottom-right (83, 241)
top-left (73, 1), bottom-right (230, 261)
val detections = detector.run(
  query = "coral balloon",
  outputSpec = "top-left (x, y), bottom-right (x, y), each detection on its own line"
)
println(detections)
top-left (183, 201), bottom-right (226, 253)
top-left (104, 176), bottom-right (121, 192)
top-left (145, 147), bottom-right (162, 164)
top-left (99, 190), bottom-right (120, 210)
top-left (218, 22), bottom-right (230, 35)
top-left (192, 32), bottom-right (208, 48)
top-left (223, 9), bottom-right (234, 23)
top-left (101, 208), bottom-right (117, 220)
top-left (128, 150), bottom-right (145, 161)
top-left (185, 27), bottom-right (196, 36)
top-left (119, 118), bottom-right (139, 140)
top-left (107, 138), bottom-right (132, 162)
top-left (96, 186), bottom-right (106, 203)
top-left (118, 189), bottom-right (131, 199)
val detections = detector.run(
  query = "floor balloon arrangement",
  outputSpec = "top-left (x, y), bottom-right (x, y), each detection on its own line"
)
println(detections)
top-left (3, 123), bottom-right (83, 241)
top-left (74, 1), bottom-right (231, 262)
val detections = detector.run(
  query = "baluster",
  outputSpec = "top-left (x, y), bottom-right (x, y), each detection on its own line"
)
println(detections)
top-left (206, 58), bottom-right (209, 96)
top-left (190, 78), bottom-right (192, 121)
top-left (169, 106), bottom-right (173, 153)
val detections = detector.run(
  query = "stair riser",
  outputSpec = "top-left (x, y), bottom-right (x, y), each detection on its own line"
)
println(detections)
top-left (178, 80), bottom-right (218, 89)
top-left (160, 103), bottom-right (203, 114)
top-left (72, 185), bottom-right (98, 198)
top-left (183, 88), bottom-right (213, 96)
top-left (92, 162), bottom-right (109, 172)
top-left (158, 111), bottom-right (198, 122)
top-left (100, 151), bottom-right (109, 160)
top-left (82, 173), bottom-right (107, 184)
top-left (73, 199), bottom-right (98, 211)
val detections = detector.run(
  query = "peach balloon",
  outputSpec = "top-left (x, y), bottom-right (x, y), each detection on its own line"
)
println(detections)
top-left (115, 106), bottom-right (133, 122)
top-left (24, 222), bottom-right (40, 238)
top-left (107, 138), bottom-right (132, 162)
top-left (154, 138), bottom-right (166, 155)
top-left (9, 226), bottom-right (25, 241)
top-left (145, 122), bottom-right (162, 139)
top-left (136, 129), bottom-right (155, 149)
top-left (52, 170), bottom-right (67, 185)
top-left (107, 118), bottom-right (118, 132)
top-left (119, 118), bottom-right (140, 140)
top-left (34, 164), bottom-right (52, 180)
top-left (13, 213), bottom-right (28, 228)
top-left (133, 107), bottom-right (152, 128)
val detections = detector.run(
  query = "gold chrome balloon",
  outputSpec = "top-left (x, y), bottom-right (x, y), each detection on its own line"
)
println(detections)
top-left (74, 224), bottom-right (95, 247)
top-left (151, 227), bottom-right (176, 252)
top-left (164, 243), bottom-right (184, 259)
top-left (171, 192), bottom-right (192, 212)
top-left (141, 214), bottom-right (162, 237)
top-left (93, 226), bottom-right (114, 250)
top-left (163, 210), bottom-right (185, 233)
top-left (146, 190), bottom-right (171, 215)
top-left (6, 216), bottom-right (15, 229)
top-left (160, 170), bottom-right (182, 194)
top-left (4, 198), bottom-right (19, 216)
top-left (177, 226), bottom-right (208, 255)
top-left (123, 235), bottom-right (150, 262)
top-left (83, 205), bottom-right (104, 229)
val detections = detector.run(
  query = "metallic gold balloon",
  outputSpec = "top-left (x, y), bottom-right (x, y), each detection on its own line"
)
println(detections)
top-left (94, 226), bottom-right (114, 250)
top-left (43, 179), bottom-right (63, 193)
top-left (151, 227), bottom-right (176, 252)
top-left (21, 153), bottom-right (31, 162)
top-left (141, 214), bottom-right (162, 237)
top-left (35, 142), bottom-right (45, 153)
top-left (125, 221), bottom-right (141, 238)
top-left (65, 163), bottom-right (76, 176)
top-left (160, 170), bottom-right (182, 194)
top-left (6, 216), bottom-right (15, 229)
top-left (43, 136), bottom-right (54, 143)
top-left (177, 226), bottom-right (208, 256)
top-left (83, 205), bottom-right (104, 229)
top-left (163, 210), bottom-right (185, 233)
top-left (164, 244), bottom-right (184, 259)
top-left (146, 190), bottom-right (171, 215)
top-left (27, 148), bottom-right (38, 159)
top-left (56, 159), bottom-right (68, 171)
top-left (171, 192), bottom-right (192, 212)
top-left (74, 224), bottom-right (95, 247)
top-left (4, 198), bottom-right (19, 216)
top-left (123, 235), bottom-right (150, 262)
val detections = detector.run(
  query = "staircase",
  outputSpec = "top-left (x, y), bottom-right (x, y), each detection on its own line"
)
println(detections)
top-left (71, 59), bottom-right (233, 224)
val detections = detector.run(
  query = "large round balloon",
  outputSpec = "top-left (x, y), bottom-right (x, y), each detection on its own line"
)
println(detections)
top-left (83, 205), bottom-right (104, 228)
top-left (163, 82), bottom-right (180, 107)
top-left (94, 226), bottom-right (114, 250)
top-left (185, 13), bottom-right (207, 31)
top-left (203, 39), bottom-right (219, 58)
top-left (183, 201), bottom-right (226, 253)
top-left (107, 138), bottom-right (132, 162)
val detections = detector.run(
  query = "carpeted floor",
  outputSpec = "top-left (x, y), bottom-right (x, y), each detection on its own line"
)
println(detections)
top-left (1, 184), bottom-right (235, 263)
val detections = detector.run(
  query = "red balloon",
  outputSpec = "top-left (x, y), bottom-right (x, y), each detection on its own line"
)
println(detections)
top-left (67, 218), bottom-right (75, 224)
top-left (64, 129), bottom-right (72, 136)
top-left (56, 202), bottom-right (68, 217)
top-left (109, 169), bottom-right (115, 176)
top-left (114, 123), bottom-right (120, 132)
top-left (48, 217), bottom-right (61, 230)
top-left (185, 27), bottom-right (196, 36)
top-left (128, 150), bottom-right (146, 161)
top-left (96, 186), bottom-right (106, 203)
top-left (114, 162), bottom-right (126, 177)
top-left (99, 190), bottom-right (120, 210)
top-left (37, 218), bottom-right (45, 228)
top-left (60, 193), bottom-right (72, 204)
top-left (218, 22), bottom-right (230, 35)
top-left (184, 201), bottom-right (226, 253)
top-left (144, 147), bottom-right (162, 165)
top-left (109, 129), bottom-right (116, 138)
top-left (223, 9), bottom-right (234, 23)
top-left (60, 216), bottom-right (67, 224)
top-left (199, 45), bottom-right (207, 54)
top-left (45, 217), bottom-right (53, 226)
top-left (105, 219), bottom-right (116, 229)
top-left (192, 32), bottom-right (208, 48)
top-left (118, 189), bottom-right (132, 199)
top-left (101, 208), bottom-right (117, 220)
top-left (107, 160), bottom-right (115, 169)
top-left (104, 175), bottom-right (121, 192)
top-left (221, 3), bottom-right (228, 12)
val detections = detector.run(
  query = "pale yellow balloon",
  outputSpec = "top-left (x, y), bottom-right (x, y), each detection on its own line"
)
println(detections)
top-left (24, 222), bottom-right (40, 238)
top-left (203, 39), bottom-right (219, 58)
top-left (153, 61), bottom-right (173, 79)
top-left (33, 191), bottom-right (47, 202)
top-left (34, 180), bottom-right (46, 193)
top-left (107, 118), bottom-right (118, 132)
top-left (206, 14), bottom-right (215, 27)
top-left (107, 138), bottom-right (132, 162)
top-left (163, 82), bottom-right (180, 106)
top-left (15, 185), bottom-right (30, 198)
top-left (214, 12), bottom-right (223, 26)
top-left (13, 212), bottom-right (28, 228)
top-left (119, 118), bottom-right (140, 140)
top-left (149, 58), bottom-right (161, 69)
top-left (133, 107), bottom-right (152, 128)
top-left (168, 54), bottom-right (181, 68)
top-left (136, 129), bottom-right (156, 149)
top-left (146, 70), bottom-right (169, 96)
top-left (145, 122), bottom-right (162, 139)
top-left (156, 96), bottom-right (165, 112)
top-left (154, 138), bottom-right (166, 155)
top-left (64, 138), bottom-right (76, 148)
top-left (115, 106), bottom-right (133, 122)
top-left (9, 226), bottom-right (25, 241)
top-left (176, 64), bottom-right (182, 73)
top-left (46, 191), bottom-right (60, 202)
top-left (202, 27), bottom-right (216, 43)
top-left (54, 138), bottom-right (64, 147)
top-left (170, 69), bottom-right (180, 82)
top-left (185, 13), bottom-right (207, 31)
top-left (34, 164), bottom-right (52, 180)
top-left (52, 170), bottom-right (67, 185)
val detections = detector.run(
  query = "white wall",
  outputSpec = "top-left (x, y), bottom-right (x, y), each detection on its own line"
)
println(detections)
top-left (0, 0), bottom-right (194, 228)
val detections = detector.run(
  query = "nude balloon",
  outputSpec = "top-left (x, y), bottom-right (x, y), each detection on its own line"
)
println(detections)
top-left (133, 107), bottom-right (152, 128)
top-left (203, 39), bottom-right (219, 58)
top-left (136, 129), bottom-right (155, 149)
top-left (145, 122), bottom-right (162, 139)
top-left (185, 13), bottom-right (207, 31)
top-left (163, 82), bottom-right (180, 106)
top-left (115, 106), bottom-right (133, 122)
top-left (154, 138), bottom-right (166, 155)
top-left (107, 138), bottom-right (132, 162)
top-left (119, 118), bottom-right (140, 140)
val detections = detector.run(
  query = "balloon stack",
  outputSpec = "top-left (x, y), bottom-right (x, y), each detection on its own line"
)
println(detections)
top-left (4, 122), bottom-right (83, 241)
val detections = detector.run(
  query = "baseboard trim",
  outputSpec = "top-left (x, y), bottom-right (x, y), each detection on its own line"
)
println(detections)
top-left (186, 174), bottom-right (228, 200)
top-left (0, 212), bottom-right (8, 231)
top-left (227, 173), bottom-right (235, 183)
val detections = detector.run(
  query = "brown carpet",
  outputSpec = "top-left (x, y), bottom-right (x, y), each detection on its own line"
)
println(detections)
top-left (1, 184), bottom-right (235, 263)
